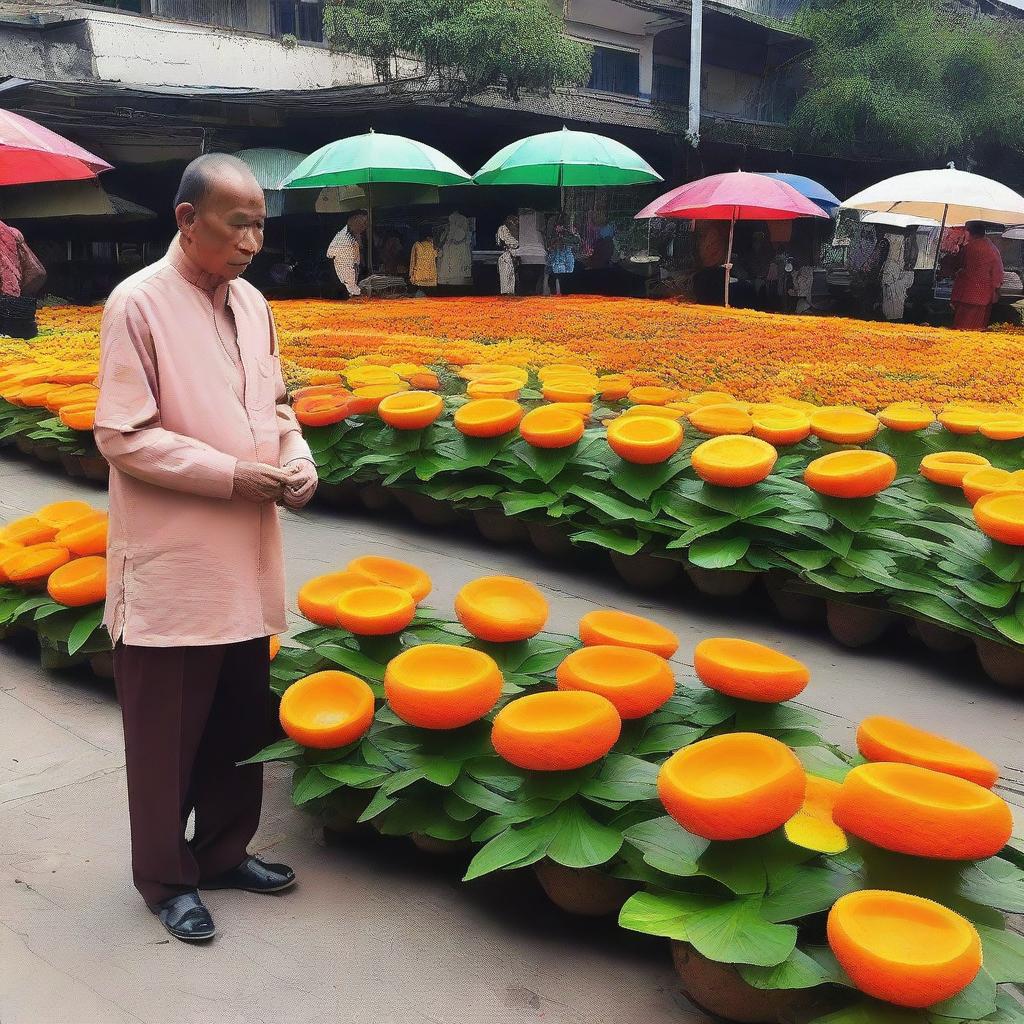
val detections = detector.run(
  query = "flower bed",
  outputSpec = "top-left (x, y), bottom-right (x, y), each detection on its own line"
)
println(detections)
top-left (257, 560), bottom-right (1024, 1024)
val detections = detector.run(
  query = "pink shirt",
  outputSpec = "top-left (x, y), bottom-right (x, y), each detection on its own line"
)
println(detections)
top-left (94, 239), bottom-right (312, 648)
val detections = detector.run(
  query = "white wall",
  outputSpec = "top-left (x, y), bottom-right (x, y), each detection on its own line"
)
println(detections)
top-left (80, 9), bottom-right (418, 90)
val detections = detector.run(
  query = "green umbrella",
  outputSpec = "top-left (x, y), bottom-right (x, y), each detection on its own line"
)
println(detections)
top-left (474, 127), bottom-right (662, 191)
top-left (282, 131), bottom-right (472, 272)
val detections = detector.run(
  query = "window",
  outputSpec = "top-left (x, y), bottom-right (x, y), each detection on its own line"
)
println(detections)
top-left (588, 46), bottom-right (640, 96)
top-left (91, 0), bottom-right (143, 11)
top-left (653, 62), bottom-right (688, 105)
top-left (272, 0), bottom-right (325, 42)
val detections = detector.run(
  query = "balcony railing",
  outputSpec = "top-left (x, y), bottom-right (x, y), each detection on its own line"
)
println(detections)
top-left (102, 0), bottom-right (327, 42)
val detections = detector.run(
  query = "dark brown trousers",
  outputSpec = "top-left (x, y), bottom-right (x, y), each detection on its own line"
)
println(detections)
top-left (114, 637), bottom-right (274, 908)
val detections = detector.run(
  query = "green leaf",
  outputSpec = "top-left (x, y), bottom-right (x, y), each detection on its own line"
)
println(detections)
top-left (688, 535), bottom-right (751, 569)
top-left (976, 925), bottom-right (1024, 983)
top-left (463, 815), bottom-right (559, 881)
top-left (239, 738), bottom-right (304, 764)
top-left (959, 856), bottom-right (1024, 913)
top-left (687, 897), bottom-right (798, 967)
top-left (575, 486), bottom-right (654, 523)
top-left (314, 643), bottom-right (386, 681)
top-left (580, 754), bottom-right (659, 803)
top-left (808, 1003), bottom-right (924, 1024)
top-left (622, 815), bottom-right (709, 876)
top-left (545, 801), bottom-right (624, 868)
top-left (291, 766), bottom-right (345, 805)
top-left (452, 775), bottom-right (515, 814)
top-left (633, 723), bottom-right (707, 756)
top-left (570, 528), bottom-right (646, 556)
top-left (760, 864), bottom-right (859, 923)
top-left (609, 458), bottom-right (688, 501)
top-left (67, 605), bottom-right (105, 656)
top-left (929, 967), bottom-right (996, 1019)
top-left (317, 763), bottom-right (387, 786)
top-left (738, 947), bottom-right (835, 990)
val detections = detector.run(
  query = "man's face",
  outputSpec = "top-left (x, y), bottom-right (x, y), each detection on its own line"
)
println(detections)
top-left (176, 170), bottom-right (266, 281)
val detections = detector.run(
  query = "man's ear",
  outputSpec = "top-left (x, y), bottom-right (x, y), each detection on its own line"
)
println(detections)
top-left (175, 202), bottom-right (197, 238)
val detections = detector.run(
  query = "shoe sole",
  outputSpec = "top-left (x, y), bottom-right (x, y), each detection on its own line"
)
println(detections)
top-left (159, 922), bottom-right (217, 943)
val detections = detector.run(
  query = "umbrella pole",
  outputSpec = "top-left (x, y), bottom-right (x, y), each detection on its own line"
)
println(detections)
top-left (367, 186), bottom-right (374, 280)
top-left (724, 209), bottom-right (736, 308)
top-left (932, 202), bottom-right (949, 287)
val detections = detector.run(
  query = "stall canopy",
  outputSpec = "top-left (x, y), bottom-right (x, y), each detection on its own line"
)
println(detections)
top-left (842, 168), bottom-right (1024, 228)
top-left (282, 131), bottom-right (472, 266)
top-left (637, 171), bottom-right (829, 307)
top-left (0, 109), bottom-right (112, 186)
top-left (0, 178), bottom-right (156, 221)
top-left (235, 147), bottom-right (308, 217)
top-left (474, 128), bottom-right (662, 188)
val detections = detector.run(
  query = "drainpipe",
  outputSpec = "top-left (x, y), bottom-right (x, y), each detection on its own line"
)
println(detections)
top-left (688, 0), bottom-right (702, 146)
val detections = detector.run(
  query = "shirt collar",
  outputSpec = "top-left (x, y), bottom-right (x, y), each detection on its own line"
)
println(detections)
top-left (168, 235), bottom-right (231, 308)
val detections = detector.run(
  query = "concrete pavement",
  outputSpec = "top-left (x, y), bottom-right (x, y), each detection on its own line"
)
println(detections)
top-left (2, 452), bottom-right (1022, 1024)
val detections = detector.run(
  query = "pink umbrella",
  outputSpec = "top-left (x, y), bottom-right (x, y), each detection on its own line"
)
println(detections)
top-left (636, 171), bottom-right (829, 306)
top-left (0, 109), bottom-right (112, 187)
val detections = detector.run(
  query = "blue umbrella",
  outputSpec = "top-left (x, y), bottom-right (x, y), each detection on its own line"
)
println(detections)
top-left (760, 172), bottom-right (840, 213)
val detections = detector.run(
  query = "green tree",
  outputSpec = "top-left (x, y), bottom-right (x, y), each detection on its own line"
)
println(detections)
top-left (790, 0), bottom-right (1024, 164)
top-left (324, 0), bottom-right (593, 101)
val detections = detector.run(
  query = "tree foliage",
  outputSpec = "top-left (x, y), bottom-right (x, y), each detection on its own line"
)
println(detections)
top-left (790, 0), bottom-right (1024, 163)
top-left (324, 0), bottom-right (593, 101)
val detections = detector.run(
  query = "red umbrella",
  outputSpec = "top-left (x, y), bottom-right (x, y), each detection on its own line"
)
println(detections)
top-left (0, 109), bottom-right (112, 187)
top-left (636, 171), bottom-right (829, 306)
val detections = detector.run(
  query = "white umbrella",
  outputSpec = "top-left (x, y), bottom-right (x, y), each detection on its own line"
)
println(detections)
top-left (862, 211), bottom-right (939, 229)
top-left (842, 167), bottom-right (1024, 227)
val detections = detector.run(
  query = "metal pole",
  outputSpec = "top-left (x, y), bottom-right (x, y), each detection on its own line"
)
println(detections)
top-left (688, 0), bottom-right (703, 146)
top-left (932, 202), bottom-right (949, 286)
top-left (724, 209), bottom-right (735, 307)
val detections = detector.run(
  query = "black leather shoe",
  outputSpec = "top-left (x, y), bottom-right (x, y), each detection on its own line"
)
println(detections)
top-left (201, 856), bottom-right (296, 894)
top-left (153, 891), bottom-right (216, 942)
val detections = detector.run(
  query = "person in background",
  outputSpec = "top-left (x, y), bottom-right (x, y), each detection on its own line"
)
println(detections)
top-left (545, 214), bottom-right (581, 296)
top-left (0, 217), bottom-right (46, 338)
top-left (746, 229), bottom-right (777, 309)
top-left (94, 153), bottom-right (317, 944)
top-left (950, 221), bottom-right (1004, 330)
top-left (693, 221), bottom-right (729, 304)
top-left (408, 225), bottom-right (439, 297)
top-left (851, 227), bottom-right (889, 317)
top-left (327, 212), bottom-right (366, 298)
top-left (496, 213), bottom-right (519, 296)
top-left (879, 227), bottom-right (915, 321)
top-left (379, 232), bottom-right (407, 277)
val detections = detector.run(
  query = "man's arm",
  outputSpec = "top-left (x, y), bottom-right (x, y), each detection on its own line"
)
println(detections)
top-left (94, 291), bottom-right (240, 498)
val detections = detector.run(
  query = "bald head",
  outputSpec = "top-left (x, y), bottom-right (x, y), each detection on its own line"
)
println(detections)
top-left (174, 153), bottom-right (258, 210)
top-left (174, 153), bottom-right (266, 284)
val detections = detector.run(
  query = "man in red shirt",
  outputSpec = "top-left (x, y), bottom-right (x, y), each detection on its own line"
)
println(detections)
top-left (950, 222), bottom-right (1004, 330)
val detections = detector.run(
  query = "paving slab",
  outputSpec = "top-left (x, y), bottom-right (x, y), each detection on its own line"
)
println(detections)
top-left (2, 455), bottom-right (1022, 1023)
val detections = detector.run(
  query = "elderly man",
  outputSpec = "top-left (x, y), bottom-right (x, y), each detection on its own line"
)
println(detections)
top-left (951, 221), bottom-right (1004, 330)
top-left (326, 211), bottom-right (367, 297)
top-left (94, 153), bottom-right (317, 943)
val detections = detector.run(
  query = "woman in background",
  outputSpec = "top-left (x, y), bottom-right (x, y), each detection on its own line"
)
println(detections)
top-left (545, 214), bottom-right (581, 296)
top-left (496, 214), bottom-right (519, 296)
top-left (408, 225), bottom-right (438, 297)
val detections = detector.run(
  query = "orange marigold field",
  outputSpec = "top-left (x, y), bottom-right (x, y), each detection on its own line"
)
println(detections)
top-left (23, 297), bottom-right (1024, 409)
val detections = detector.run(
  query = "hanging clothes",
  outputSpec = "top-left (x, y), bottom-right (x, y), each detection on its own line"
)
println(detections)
top-left (880, 233), bottom-right (914, 321)
top-left (409, 239), bottom-right (439, 288)
top-left (496, 224), bottom-right (519, 296)
top-left (437, 212), bottom-right (472, 286)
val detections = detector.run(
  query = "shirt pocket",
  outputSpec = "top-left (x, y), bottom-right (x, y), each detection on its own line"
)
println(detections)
top-left (249, 354), bottom-right (279, 412)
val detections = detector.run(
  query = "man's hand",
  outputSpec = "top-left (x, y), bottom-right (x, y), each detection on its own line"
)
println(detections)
top-left (281, 458), bottom-right (318, 510)
top-left (233, 461), bottom-right (294, 503)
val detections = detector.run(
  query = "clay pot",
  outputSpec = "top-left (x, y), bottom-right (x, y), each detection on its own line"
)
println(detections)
top-left (15, 435), bottom-right (34, 456)
top-left (359, 483), bottom-right (396, 512)
top-left (316, 481), bottom-right (359, 509)
top-left (764, 574), bottom-right (824, 625)
top-left (610, 551), bottom-right (679, 590)
top-left (59, 452), bottom-right (85, 478)
top-left (410, 833), bottom-right (472, 856)
top-left (825, 602), bottom-right (892, 648)
top-left (89, 650), bottom-right (115, 679)
top-left (79, 455), bottom-right (109, 482)
top-left (526, 522), bottom-right (576, 559)
top-left (533, 860), bottom-right (636, 917)
top-left (915, 620), bottom-right (972, 654)
top-left (671, 943), bottom-right (835, 1024)
top-left (976, 638), bottom-right (1024, 689)
top-left (315, 788), bottom-right (373, 837)
top-left (685, 565), bottom-right (756, 597)
top-left (473, 509), bottom-right (530, 545)
top-left (394, 491), bottom-right (460, 527)
top-left (34, 442), bottom-right (61, 464)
